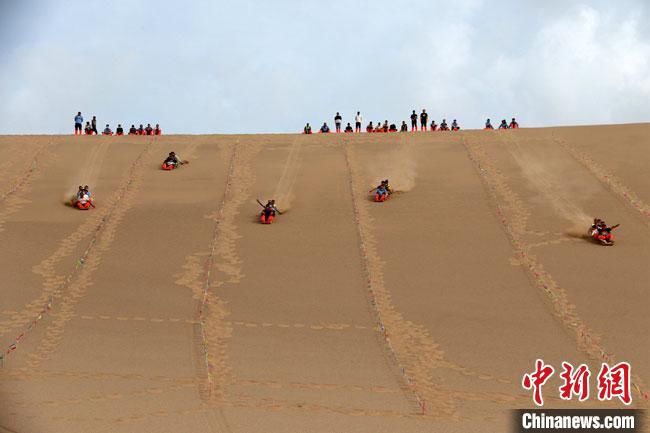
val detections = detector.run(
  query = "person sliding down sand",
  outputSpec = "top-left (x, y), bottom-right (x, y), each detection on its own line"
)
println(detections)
top-left (258, 199), bottom-right (282, 223)
top-left (371, 179), bottom-right (392, 198)
top-left (589, 218), bottom-right (619, 245)
top-left (73, 185), bottom-right (94, 208)
top-left (163, 152), bottom-right (188, 168)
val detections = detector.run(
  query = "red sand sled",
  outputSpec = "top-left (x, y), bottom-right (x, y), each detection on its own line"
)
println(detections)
top-left (260, 213), bottom-right (275, 224)
top-left (74, 200), bottom-right (92, 210)
top-left (374, 192), bottom-right (389, 202)
top-left (161, 162), bottom-right (176, 170)
top-left (591, 230), bottom-right (615, 246)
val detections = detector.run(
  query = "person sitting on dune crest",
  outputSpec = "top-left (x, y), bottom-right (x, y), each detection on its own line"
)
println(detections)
top-left (430, 120), bottom-right (438, 131)
top-left (485, 119), bottom-right (493, 130)
top-left (366, 122), bottom-right (374, 133)
top-left (137, 124), bottom-right (145, 135)
top-left (320, 122), bottom-right (330, 133)
top-left (145, 124), bottom-right (154, 135)
top-left (84, 122), bottom-right (93, 135)
top-left (154, 124), bottom-right (162, 135)
top-left (344, 123), bottom-right (354, 133)
top-left (451, 119), bottom-right (460, 131)
top-left (116, 124), bottom-right (124, 135)
top-left (389, 123), bottom-right (397, 132)
top-left (439, 119), bottom-right (449, 131)
top-left (499, 119), bottom-right (509, 129)
top-left (400, 121), bottom-right (408, 132)
top-left (129, 125), bottom-right (137, 135)
top-left (304, 123), bottom-right (312, 134)
top-left (509, 118), bottom-right (519, 129)
top-left (102, 124), bottom-right (113, 135)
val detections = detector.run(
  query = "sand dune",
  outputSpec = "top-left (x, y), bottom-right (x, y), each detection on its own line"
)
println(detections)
top-left (0, 125), bottom-right (648, 432)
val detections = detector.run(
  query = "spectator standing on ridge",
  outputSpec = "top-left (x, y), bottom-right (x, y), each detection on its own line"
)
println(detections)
top-left (420, 109), bottom-right (428, 131)
top-left (91, 116), bottom-right (98, 135)
top-left (354, 111), bottom-right (363, 132)
top-left (74, 112), bottom-right (83, 135)
top-left (334, 112), bottom-right (342, 133)
top-left (410, 110), bottom-right (418, 131)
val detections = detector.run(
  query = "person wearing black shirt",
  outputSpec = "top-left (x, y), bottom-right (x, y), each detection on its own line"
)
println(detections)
top-left (116, 124), bottom-right (124, 135)
top-left (410, 110), bottom-right (418, 131)
top-left (334, 112), bottom-right (342, 133)
top-left (400, 121), bottom-right (408, 132)
top-left (420, 109), bottom-right (428, 131)
top-left (344, 123), bottom-right (354, 133)
top-left (129, 125), bottom-right (137, 135)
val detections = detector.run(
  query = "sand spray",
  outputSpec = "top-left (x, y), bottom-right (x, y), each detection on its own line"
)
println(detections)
top-left (365, 137), bottom-right (417, 192)
top-left (62, 140), bottom-right (111, 203)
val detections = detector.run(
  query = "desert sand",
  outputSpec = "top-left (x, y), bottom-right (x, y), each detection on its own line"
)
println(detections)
top-left (0, 124), bottom-right (648, 432)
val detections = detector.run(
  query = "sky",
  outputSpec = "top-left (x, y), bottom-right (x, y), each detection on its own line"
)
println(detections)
top-left (0, 0), bottom-right (649, 134)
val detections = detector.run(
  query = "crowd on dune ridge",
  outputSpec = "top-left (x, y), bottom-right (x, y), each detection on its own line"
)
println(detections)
top-left (303, 110), bottom-right (519, 134)
top-left (74, 112), bottom-right (162, 136)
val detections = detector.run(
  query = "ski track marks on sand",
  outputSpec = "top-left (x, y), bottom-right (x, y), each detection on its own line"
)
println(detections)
top-left (1, 140), bottom-right (156, 368)
top-left (175, 139), bottom-right (262, 408)
top-left (0, 140), bottom-right (52, 233)
top-left (345, 143), bottom-right (502, 419)
top-left (555, 136), bottom-right (650, 225)
top-left (460, 135), bottom-right (648, 404)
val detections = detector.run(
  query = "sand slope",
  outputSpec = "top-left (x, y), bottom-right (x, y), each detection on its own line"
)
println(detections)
top-left (0, 125), bottom-right (648, 432)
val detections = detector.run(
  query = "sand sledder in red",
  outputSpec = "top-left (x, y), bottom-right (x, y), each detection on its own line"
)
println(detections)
top-left (589, 218), bottom-right (620, 246)
top-left (371, 179), bottom-right (393, 202)
top-left (257, 199), bottom-right (283, 224)
top-left (71, 185), bottom-right (95, 210)
top-left (161, 152), bottom-right (189, 171)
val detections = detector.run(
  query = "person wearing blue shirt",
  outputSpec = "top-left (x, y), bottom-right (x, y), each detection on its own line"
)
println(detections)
top-left (74, 112), bottom-right (83, 135)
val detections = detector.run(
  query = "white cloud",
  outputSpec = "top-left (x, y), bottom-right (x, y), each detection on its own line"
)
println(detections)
top-left (0, 1), bottom-right (649, 133)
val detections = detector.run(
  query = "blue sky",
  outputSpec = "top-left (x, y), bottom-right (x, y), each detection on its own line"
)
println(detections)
top-left (1, 0), bottom-right (649, 134)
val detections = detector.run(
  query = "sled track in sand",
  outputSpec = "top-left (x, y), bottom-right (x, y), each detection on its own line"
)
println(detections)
top-left (555, 136), bottom-right (650, 225)
top-left (0, 140), bottom-right (155, 368)
top-left (345, 143), bottom-right (455, 418)
top-left (460, 136), bottom-right (648, 404)
top-left (0, 140), bottom-right (51, 234)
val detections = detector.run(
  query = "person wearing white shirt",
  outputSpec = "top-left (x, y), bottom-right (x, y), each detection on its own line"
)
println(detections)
top-left (354, 111), bottom-right (363, 132)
